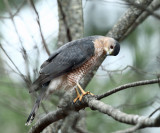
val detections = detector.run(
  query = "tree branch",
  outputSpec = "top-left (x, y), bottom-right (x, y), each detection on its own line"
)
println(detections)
top-left (87, 98), bottom-right (160, 126)
top-left (0, 44), bottom-right (27, 82)
top-left (29, 88), bottom-right (160, 133)
top-left (28, 0), bottom-right (51, 56)
top-left (97, 78), bottom-right (160, 100)
top-left (113, 123), bottom-right (143, 133)
top-left (28, 77), bottom-right (160, 133)
top-left (107, 0), bottom-right (153, 41)
top-left (121, 0), bottom-right (160, 40)
top-left (125, 0), bottom-right (160, 20)
top-left (0, 0), bottom-right (26, 19)
top-left (28, 108), bottom-right (68, 133)
top-left (57, 0), bottom-right (72, 42)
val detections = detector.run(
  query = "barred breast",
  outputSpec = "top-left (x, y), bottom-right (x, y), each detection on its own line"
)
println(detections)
top-left (67, 40), bottom-right (105, 86)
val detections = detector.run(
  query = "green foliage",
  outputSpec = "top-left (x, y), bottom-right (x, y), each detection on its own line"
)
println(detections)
top-left (0, 0), bottom-right (25, 14)
top-left (0, 77), bottom-right (29, 133)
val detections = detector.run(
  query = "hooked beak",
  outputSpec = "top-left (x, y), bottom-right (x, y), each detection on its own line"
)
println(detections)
top-left (105, 41), bottom-right (120, 56)
top-left (105, 48), bottom-right (113, 56)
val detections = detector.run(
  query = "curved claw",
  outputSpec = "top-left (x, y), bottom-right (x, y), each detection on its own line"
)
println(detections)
top-left (74, 83), bottom-right (94, 102)
top-left (79, 91), bottom-right (94, 101)
top-left (74, 88), bottom-right (94, 102)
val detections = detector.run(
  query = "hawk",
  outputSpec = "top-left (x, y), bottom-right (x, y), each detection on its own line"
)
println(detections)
top-left (25, 35), bottom-right (120, 125)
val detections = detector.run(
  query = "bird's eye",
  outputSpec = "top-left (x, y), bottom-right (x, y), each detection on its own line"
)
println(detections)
top-left (110, 45), bottom-right (114, 49)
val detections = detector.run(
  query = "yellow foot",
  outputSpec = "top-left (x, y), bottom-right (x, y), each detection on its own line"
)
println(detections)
top-left (74, 82), bottom-right (94, 102)
top-left (73, 88), bottom-right (80, 103)
top-left (79, 91), bottom-right (94, 101)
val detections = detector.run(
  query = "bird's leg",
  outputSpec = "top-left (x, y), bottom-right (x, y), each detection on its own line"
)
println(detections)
top-left (76, 82), bottom-right (93, 101)
top-left (73, 88), bottom-right (81, 103)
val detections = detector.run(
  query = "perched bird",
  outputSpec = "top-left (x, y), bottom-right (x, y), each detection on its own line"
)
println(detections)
top-left (25, 35), bottom-right (120, 125)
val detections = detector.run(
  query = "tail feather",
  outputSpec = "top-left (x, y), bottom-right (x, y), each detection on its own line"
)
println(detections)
top-left (25, 89), bottom-right (46, 126)
top-left (29, 77), bottom-right (50, 93)
top-left (29, 77), bottom-right (42, 93)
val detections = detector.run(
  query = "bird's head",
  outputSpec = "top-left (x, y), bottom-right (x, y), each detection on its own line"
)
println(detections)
top-left (102, 37), bottom-right (120, 56)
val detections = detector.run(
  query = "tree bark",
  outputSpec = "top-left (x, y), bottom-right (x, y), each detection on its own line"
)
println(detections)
top-left (57, 0), bottom-right (83, 47)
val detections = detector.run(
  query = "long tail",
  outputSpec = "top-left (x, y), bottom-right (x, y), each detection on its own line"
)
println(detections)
top-left (25, 89), bottom-right (46, 126)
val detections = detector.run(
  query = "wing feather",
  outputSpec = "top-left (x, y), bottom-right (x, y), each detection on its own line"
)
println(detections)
top-left (34, 36), bottom-right (97, 87)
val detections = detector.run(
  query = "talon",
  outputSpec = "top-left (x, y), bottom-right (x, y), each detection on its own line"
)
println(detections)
top-left (74, 82), bottom-right (94, 101)
top-left (79, 91), bottom-right (94, 101)
top-left (86, 91), bottom-right (94, 96)
top-left (73, 88), bottom-right (80, 103)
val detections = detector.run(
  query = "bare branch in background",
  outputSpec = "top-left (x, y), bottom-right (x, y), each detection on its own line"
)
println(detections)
top-left (116, 104), bottom-right (160, 133)
top-left (107, 0), bottom-right (153, 40)
top-left (124, 0), bottom-right (160, 20)
top-left (149, 106), bottom-right (160, 117)
top-left (97, 78), bottom-right (160, 99)
top-left (0, 0), bottom-right (26, 19)
top-left (121, 0), bottom-right (160, 40)
top-left (116, 96), bottom-right (159, 110)
top-left (101, 65), bottom-right (158, 76)
top-left (4, 0), bottom-right (32, 86)
top-left (0, 44), bottom-right (26, 81)
top-left (28, 0), bottom-right (51, 56)
top-left (114, 123), bottom-right (143, 133)
top-left (57, 0), bottom-right (84, 47)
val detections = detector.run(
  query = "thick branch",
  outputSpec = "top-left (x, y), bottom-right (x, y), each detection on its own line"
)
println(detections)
top-left (107, 0), bottom-right (153, 41)
top-left (29, 93), bottom-right (160, 133)
top-left (57, 0), bottom-right (72, 42)
top-left (125, 0), bottom-right (160, 20)
top-left (121, 0), bottom-right (160, 40)
top-left (28, 109), bottom-right (68, 133)
top-left (57, 0), bottom-right (83, 47)
top-left (87, 98), bottom-right (160, 127)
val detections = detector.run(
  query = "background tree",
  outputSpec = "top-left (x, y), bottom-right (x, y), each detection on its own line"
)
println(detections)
top-left (0, 0), bottom-right (160, 133)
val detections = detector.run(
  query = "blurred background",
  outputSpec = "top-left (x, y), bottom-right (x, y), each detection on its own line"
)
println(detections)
top-left (0, 0), bottom-right (160, 132)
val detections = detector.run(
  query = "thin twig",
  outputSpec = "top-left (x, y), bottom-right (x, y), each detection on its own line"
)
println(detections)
top-left (97, 78), bottom-right (160, 100)
top-left (114, 123), bottom-right (142, 133)
top-left (149, 107), bottom-right (160, 117)
top-left (0, 44), bottom-right (25, 79)
top-left (4, 0), bottom-right (32, 85)
top-left (101, 65), bottom-right (157, 76)
top-left (116, 96), bottom-right (158, 110)
top-left (0, 0), bottom-right (26, 19)
top-left (29, 0), bottom-right (51, 56)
